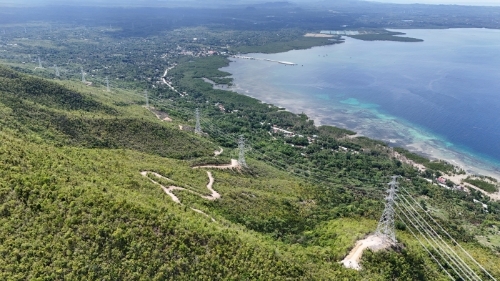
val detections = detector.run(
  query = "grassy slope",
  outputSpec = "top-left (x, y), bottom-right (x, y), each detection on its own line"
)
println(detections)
top-left (0, 66), bottom-right (214, 159)
top-left (0, 64), bottom-right (499, 280)
top-left (0, 65), bottom-right (363, 279)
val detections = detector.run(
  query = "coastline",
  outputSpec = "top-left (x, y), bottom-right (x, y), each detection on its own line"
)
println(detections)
top-left (214, 59), bottom-right (500, 199)
top-left (218, 29), bottom-right (500, 190)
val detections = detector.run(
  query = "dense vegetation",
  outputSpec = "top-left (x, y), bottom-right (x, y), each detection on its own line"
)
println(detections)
top-left (0, 66), bottom-right (213, 159)
top-left (394, 147), bottom-right (457, 174)
top-left (0, 64), bottom-right (457, 280)
top-left (348, 34), bottom-right (424, 42)
top-left (464, 178), bottom-right (499, 193)
top-left (0, 58), bottom-right (497, 279)
top-left (0, 3), bottom-right (499, 278)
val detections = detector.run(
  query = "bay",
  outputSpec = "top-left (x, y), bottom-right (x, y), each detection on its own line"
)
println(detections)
top-left (221, 28), bottom-right (500, 179)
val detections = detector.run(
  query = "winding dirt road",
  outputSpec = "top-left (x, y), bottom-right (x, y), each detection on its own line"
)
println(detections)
top-left (141, 170), bottom-right (220, 202)
top-left (140, 171), bottom-right (183, 203)
top-left (141, 160), bottom-right (239, 220)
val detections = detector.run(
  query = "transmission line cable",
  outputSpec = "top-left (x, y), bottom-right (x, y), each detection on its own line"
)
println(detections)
top-left (396, 201), bottom-right (474, 281)
top-left (398, 193), bottom-right (482, 281)
top-left (399, 186), bottom-right (497, 281)
top-left (395, 212), bottom-right (455, 281)
top-left (395, 203), bottom-right (467, 281)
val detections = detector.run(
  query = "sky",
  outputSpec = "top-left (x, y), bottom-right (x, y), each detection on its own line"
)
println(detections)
top-left (1, 0), bottom-right (499, 6)
top-left (365, 0), bottom-right (500, 5)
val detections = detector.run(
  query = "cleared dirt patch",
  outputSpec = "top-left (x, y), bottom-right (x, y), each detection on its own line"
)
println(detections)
top-left (341, 235), bottom-right (392, 270)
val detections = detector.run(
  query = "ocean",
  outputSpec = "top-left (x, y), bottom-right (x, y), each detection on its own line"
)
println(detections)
top-left (220, 28), bottom-right (500, 178)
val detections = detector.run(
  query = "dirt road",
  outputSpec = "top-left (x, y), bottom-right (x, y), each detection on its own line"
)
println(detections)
top-left (214, 147), bottom-right (223, 156)
top-left (140, 171), bottom-right (183, 203)
top-left (341, 235), bottom-right (392, 270)
top-left (141, 160), bottom-right (240, 220)
top-left (193, 159), bottom-right (239, 170)
top-left (141, 170), bottom-right (220, 201)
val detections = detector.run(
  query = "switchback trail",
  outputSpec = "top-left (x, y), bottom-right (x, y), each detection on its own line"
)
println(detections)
top-left (140, 159), bottom-right (239, 220)
top-left (141, 171), bottom-right (220, 202)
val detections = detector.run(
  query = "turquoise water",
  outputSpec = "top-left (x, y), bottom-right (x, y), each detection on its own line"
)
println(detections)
top-left (221, 29), bottom-right (500, 177)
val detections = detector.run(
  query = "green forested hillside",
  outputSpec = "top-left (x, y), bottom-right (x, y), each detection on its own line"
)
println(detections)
top-left (0, 64), bottom-right (499, 280)
top-left (0, 66), bottom-right (213, 159)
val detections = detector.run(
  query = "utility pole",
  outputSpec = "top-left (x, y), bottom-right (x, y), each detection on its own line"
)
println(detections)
top-left (195, 108), bottom-right (201, 134)
top-left (238, 135), bottom-right (247, 168)
top-left (106, 76), bottom-right (110, 92)
top-left (375, 176), bottom-right (399, 244)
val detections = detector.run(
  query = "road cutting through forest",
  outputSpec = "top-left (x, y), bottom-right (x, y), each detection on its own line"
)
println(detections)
top-left (141, 159), bottom-right (240, 220)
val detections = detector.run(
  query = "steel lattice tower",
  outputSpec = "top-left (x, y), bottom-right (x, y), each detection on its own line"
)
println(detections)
top-left (38, 57), bottom-right (42, 68)
top-left (54, 65), bottom-right (60, 77)
top-left (195, 108), bottom-right (201, 134)
top-left (238, 135), bottom-right (247, 168)
top-left (144, 90), bottom-right (149, 108)
top-left (81, 67), bottom-right (86, 83)
top-left (106, 77), bottom-right (110, 92)
top-left (375, 175), bottom-right (399, 244)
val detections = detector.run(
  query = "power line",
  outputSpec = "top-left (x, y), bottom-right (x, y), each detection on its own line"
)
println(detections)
top-left (397, 195), bottom-right (481, 281)
top-left (139, 100), bottom-right (495, 280)
top-left (395, 212), bottom-right (455, 281)
top-left (395, 202), bottom-right (468, 280)
top-left (400, 186), bottom-right (497, 281)
top-left (398, 193), bottom-right (481, 281)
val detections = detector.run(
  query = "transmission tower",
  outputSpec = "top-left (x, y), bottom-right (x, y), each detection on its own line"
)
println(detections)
top-left (106, 76), bottom-right (110, 92)
top-left (81, 67), bottom-right (86, 83)
top-left (38, 57), bottom-right (42, 68)
top-left (238, 135), bottom-right (248, 168)
top-left (144, 90), bottom-right (149, 108)
top-left (375, 175), bottom-right (399, 244)
top-left (194, 108), bottom-right (202, 134)
top-left (54, 65), bottom-right (60, 77)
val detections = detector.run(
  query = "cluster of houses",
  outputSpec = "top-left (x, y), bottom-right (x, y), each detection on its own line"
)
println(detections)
top-left (271, 126), bottom-right (318, 145)
top-left (214, 103), bottom-right (225, 112)
top-left (435, 176), bottom-right (466, 191)
top-left (434, 176), bottom-right (489, 211)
